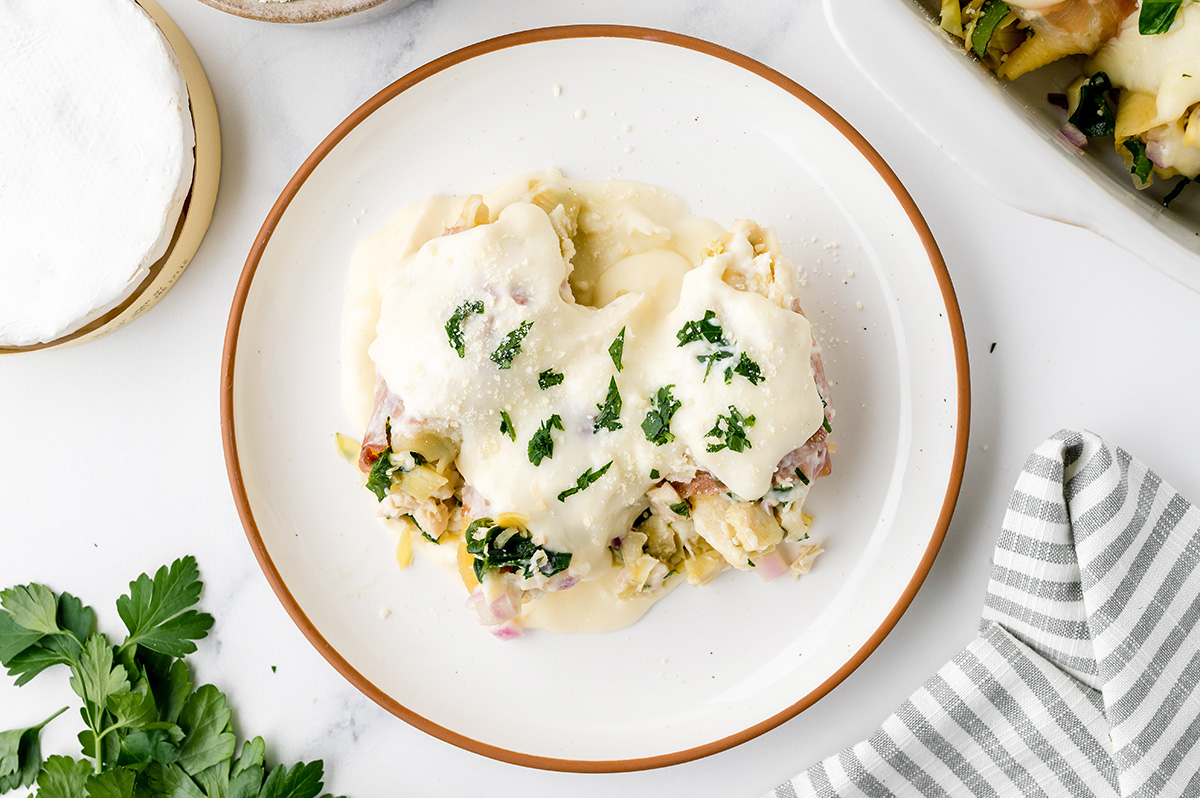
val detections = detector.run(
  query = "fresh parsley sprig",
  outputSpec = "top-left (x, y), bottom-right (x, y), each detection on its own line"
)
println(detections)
top-left (0, 557), bottom-right (344, 798)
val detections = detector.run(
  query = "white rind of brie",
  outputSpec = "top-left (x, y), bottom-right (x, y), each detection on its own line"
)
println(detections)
top-left (0, 0), bottom-right (195, 346)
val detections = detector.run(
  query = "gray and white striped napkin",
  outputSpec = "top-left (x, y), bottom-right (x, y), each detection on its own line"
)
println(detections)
top-left (772, 429), bottom-right (1200, 797)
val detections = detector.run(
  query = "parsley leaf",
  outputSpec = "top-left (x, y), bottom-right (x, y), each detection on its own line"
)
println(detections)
top-left (116, 556), bottom-right (213, 658)
top-left (35, 755), bottom-right (93, 798)
top-left (1124, 138), bottom-right (1155, 183)
top-left (971, 0), bottom-right (1011, 56)
top-left (650, 469), bottom-right (660, 480)
top-left (444, 300), bottom-right (484, 358)
top-left (594, 377), bottom-right (623, 432)
top-left (727, 352), bottom-right (763, 385)
top-left (1, 584), bottom-right (59, 636)
top-left (676, 310), bottom-right (725, 345)
top-left (527, 414), bottom-right (563, 466)
top-left (705, 406), bottom-right (756, 453)
top-left (557, 462), bottom-right (614, 502)
top-left (259, 760), bottom-right (328, 798)
top-left (0, 708), bottom-right (66, 791)
top-left (176, 684), bottom-right (236, 776)
top-left (1140, 0), bottom-right (1184, 34)
top-left (86, 766), bottom-right (138, 798)
top-left (1069, 72), bottom-right (1116, 137)
top-left (499, 410), bottom-right (516, 441)
top-left (641, 386), bottom-right (681, 446)
top-left (608, 327), bottom-right (626, 372)
top-left (668, 501), bottom-right (691, 518)
top-left (490, 321), bottom-right (533, 369)
top-left (537, 369), bottom-right (564, 389)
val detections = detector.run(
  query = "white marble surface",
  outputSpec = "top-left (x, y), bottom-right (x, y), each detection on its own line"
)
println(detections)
top-left (3, 0), bottom-right (1200, 796)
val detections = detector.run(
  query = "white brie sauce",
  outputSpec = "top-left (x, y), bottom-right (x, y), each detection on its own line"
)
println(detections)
top-left (0, 0), bottom-right (194, 346)
top-left (1091, 3), bottom-right (1200, 130)
top-left (343, 171), bottom-right (831, 636)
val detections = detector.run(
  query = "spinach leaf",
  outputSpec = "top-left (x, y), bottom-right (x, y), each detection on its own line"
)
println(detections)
top-left (1069, 72), bottom-right (1115, 137)
top-left (1140, 0), bottom-right (1184, 34)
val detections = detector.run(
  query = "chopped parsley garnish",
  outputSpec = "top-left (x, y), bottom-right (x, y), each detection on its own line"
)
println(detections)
top-left (609, 327), bottom-right (626, 372)
top-left (705, 406), bottom-right (756, 453)
top-left (641, 385), bottom-right (681, 446)
top-left (499, 410), bottom-right (516, 441)
top-left (1140, 0), bottom-right (1184, 35)
top-left (465, 518), bottom-right (572, 580)
top-left (527, 414), bottom-right (563, 466)
top-left (677, 310), bottom-right (763, 383)
top-left (366, 448), bottom-right (395, 501)
top-left (538, 369), bottom-right (564, 389)
top-left (557, 461), bottom-right (614, 502)
top-left (697, 349), bottom-right (734, 381)
top-left (1124, 138), bottom-right (1154, 184)
top-left (728, 352), bottom-right (763, 385)
top-left (970, 0), bottom-right (1011, 57)
top-left (594, 377), bottom-right (623, 432)
top-left (490, 320), bottom-right (533, 369)
top-left (669, 501), bottom-right (691, 518)
top-left (445, 299), bottom-right (484, 358)
top-left (676, 310), bottom-right (725, 346)
top-left (650, 469), bottom-right (661, 480)
top-left (1164, 177), bottom-right (1192, 208)
top-left (1069, 72), bottom-right (1116, 137)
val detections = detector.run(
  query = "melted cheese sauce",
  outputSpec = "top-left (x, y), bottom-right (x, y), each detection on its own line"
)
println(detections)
top-left (344, 171), bottom-right (824, 632)
top-left (1091, 4), bottom-right (1200, 131)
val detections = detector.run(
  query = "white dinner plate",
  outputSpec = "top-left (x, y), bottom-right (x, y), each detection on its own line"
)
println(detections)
top-left (222, 26), bottom-right (969, 771)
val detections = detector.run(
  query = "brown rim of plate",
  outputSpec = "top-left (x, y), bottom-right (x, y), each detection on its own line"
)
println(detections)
top-left (220, 25), bottom-right (971, 774)
top-left (194, 0), bottom-right (391, 24)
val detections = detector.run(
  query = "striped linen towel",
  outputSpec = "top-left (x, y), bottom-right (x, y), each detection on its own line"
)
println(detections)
top-left (772, 429), bottom-right (1200, 797)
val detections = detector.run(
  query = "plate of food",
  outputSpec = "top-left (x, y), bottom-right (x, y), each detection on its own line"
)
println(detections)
top-left (221, 26), bottom-right (969, 770)
top-left (825, 0), bottom-right (1200, 290)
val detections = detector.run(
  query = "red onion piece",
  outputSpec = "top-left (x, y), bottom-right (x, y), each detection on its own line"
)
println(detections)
top-left (751, 550), bottom-right (790, 582)
top-left (1146, 138), bottom-right (1168, 169)
top-left (489, 593), bottom-right (519, 623)
top-left (1056, 123), bottom-right (1088, 150)
top-left (491, 621), bottom-right (523, 641)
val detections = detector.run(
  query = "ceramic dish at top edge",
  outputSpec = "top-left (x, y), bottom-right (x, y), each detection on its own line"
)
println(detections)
top-left (824, 0), bottom-right (1200, 293)
top-left (221, 25), bottom-right (970, 771)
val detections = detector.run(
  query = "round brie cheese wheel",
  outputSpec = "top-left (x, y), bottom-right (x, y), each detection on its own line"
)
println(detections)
top-left (0, 0), bottom-right (196, 346)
